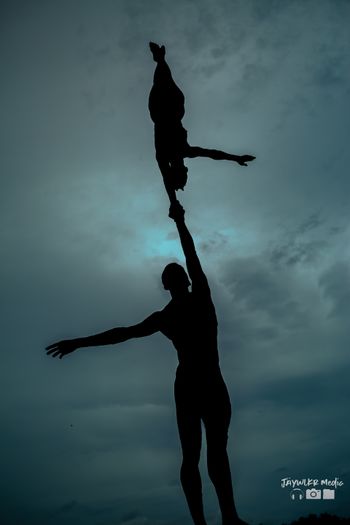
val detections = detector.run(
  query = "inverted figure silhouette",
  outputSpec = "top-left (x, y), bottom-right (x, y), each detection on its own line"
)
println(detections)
top-left (46, 201), bottom-right (249, 525)
top-left (148, 42), bottom-right (255, 204)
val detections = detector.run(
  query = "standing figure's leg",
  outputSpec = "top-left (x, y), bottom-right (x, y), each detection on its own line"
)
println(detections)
top-left (175, 380), bottom-right (208, 525)
top-left (203, 377), bottom-right (248, 525)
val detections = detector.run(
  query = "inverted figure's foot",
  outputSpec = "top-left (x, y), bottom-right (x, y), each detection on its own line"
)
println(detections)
top-left (149, 41), bottom-right (166, 62)
top-left (236, 154), bottom-right (256, 167)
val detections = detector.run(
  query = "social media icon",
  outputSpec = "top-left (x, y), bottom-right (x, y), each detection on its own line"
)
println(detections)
top-left (323, 489), bottom-right (335, 499)
top-left (290, 488), bottom-right (304, 500)
top-left (306, 488), bottom-right (321, 499)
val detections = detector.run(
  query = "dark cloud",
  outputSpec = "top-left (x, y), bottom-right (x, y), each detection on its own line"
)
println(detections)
top-left (266, 213), bottom-right (346, 269)
top-left (199, 231), bottom-right (229, 253)
top-left (270, 238), bottom-right (326, 268)
top-left (121, 511), bottom-right (143, 522)
top-left (252, 363), bottom-right (350, 410)
top-left (221, 255), bottom-right (307, 330)
top-left (296, 213), bottom-right (323, 235)
top-left (49, 500), bottom-right (79, 518)
top-left (318, 262), bottom-right (350, 320)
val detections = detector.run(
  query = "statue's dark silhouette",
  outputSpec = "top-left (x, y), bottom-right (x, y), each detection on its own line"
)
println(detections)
top-left (148, 42), bottom-right (255, 204)
top-left (46, 202), bottom-right (249, 525)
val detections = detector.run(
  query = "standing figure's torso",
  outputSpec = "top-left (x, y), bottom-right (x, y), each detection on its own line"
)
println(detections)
top-left (158, 291), bottom-right (220, 375)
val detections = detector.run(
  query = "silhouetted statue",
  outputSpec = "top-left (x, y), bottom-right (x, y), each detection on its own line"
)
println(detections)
top-left (148, 42), bottom-right (255, 204)
top-left (46, 201), bottom-right (249, 525)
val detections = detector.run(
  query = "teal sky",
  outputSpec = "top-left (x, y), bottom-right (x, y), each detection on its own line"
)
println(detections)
top-left (1, 1), bottom-right (350, 524)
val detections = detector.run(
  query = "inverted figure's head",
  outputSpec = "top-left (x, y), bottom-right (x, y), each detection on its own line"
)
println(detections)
top-left (170, 162), bottom-right (188, 191)
top-left (162, 263), bottom-right (191, 296)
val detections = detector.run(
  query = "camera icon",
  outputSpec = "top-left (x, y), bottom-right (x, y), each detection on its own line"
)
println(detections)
top-left (306, 488), bottom-right (321, 499)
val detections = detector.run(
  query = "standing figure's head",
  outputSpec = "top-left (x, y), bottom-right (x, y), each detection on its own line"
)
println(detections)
top-left (162, 263), bottom-right (191, 296)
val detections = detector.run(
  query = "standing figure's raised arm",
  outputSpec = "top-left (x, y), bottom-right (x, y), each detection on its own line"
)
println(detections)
top-left (169, 201), bottom-right (210, 294)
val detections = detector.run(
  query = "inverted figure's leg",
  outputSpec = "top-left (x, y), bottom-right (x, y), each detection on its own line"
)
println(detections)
top-left (185, 146), bottom-right (255, 166)
top-left (152, 54), bottom-right (174, 86)
top-left (149, 42), bottom-right (185, 123)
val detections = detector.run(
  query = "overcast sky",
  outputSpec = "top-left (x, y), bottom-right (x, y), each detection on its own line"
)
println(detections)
top-left (1, 1), bottom-right (350, 524)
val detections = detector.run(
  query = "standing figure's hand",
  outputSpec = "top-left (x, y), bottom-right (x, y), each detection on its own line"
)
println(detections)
top-left (169, 200), bottom-right (185, 222)
top-left (46, 339), bottom-right (79, 359)
top-left (237, 155), bottom-right (256, 166)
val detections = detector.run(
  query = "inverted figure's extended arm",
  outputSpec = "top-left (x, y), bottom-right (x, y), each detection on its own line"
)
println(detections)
top-left (185, 146), bottom-right (255, 166)
top-left (169, 202), bottom-right (210, 294)
top-left (46, 312), bottom-right (161, 359)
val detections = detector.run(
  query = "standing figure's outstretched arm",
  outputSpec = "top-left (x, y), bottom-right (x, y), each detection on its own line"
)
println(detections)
top-left (185, 146), bottom-right (255, 166)
top-left (46, 312), bottom-right (161, 359)
top-left (169, 201), bottom-right (210, 295)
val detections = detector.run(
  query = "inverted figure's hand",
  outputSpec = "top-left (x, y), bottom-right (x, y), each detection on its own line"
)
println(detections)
top-left (169, 200), bottom-right (185, 222)
top-left (237, 155), bottom-right (256, 166)
top-left (46, 339), bottom-right (79, 359)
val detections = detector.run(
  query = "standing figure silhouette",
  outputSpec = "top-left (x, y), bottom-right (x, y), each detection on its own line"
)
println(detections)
top-left (148, 42), bottom-right (255, 205)
top-left (46, 201), bottom-right (249, 525)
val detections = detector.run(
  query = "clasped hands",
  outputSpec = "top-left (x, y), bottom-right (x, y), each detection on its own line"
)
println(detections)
top-left (169, 200), bottom-right (185, 222)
